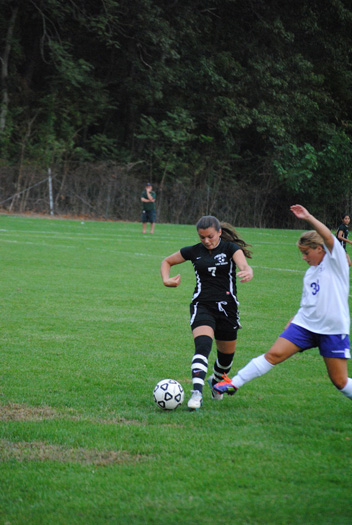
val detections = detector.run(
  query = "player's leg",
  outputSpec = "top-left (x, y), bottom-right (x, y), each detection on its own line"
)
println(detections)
top-left (208, 340), bottom-right (236, 400)
top-left (214, 322), bottom-right (311, 395)
top-left (188, 304), bottom-right (216, 409)
top-left (320, 334), bottom-right (352, 399)
top-left (207, 303), bottom-right (238, 398)
top-left (324, 356), bottom-right (352, 400)
top-left (188, 325), bottom-right (214, 410)
top-left (323, 357), bottom-right (349, 389)
top-left (142, 210), bottom-right (147, 233)
top-left (150, 210), bottom-right (156, 234)
top-left (214, 337), bottom-right (301, 394)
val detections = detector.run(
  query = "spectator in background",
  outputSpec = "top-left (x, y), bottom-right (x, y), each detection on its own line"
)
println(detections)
top-left (141, 183), bottom-right (156, 234)
top-left (336, 213), bottom-right (351, 266)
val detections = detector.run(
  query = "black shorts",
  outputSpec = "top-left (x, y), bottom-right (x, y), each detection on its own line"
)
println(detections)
top-left (190, 301), bottom-right (240, 341)
top-left (141, 209), bottom-right (156, 223)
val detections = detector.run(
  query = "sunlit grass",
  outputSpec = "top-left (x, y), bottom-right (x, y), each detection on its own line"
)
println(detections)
top-left (1, 214), bottom-right (351, 524)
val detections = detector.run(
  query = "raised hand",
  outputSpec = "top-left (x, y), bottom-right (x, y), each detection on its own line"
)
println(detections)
top-left (290, 204), bottom-right (310, 220)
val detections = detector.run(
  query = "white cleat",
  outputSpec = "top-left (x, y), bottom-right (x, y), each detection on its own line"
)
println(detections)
top-left (187, 390), bottom-right (203, 410)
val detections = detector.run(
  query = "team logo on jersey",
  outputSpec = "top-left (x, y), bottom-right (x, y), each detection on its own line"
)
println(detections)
top-left (214, 253), bottom-right (227, 265)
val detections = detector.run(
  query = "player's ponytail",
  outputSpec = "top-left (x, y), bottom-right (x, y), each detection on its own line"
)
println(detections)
top-left (220, 222), bottom-right (252, 259)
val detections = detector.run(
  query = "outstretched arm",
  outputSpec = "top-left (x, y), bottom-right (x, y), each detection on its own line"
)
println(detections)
top-left (290, 205), bottom-right (334, 253)
top-left (340, 236), bottom-right (352, 246)
top-left (160, 251), bottom-right (185, 287)
top-left (338, 229), bottom-right (352, 246)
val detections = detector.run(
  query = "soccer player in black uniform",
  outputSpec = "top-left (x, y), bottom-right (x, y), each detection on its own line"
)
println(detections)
top-left (160, 215), bottom-right (253, 410)
top-left (336, 214), bottom-right (351, 266)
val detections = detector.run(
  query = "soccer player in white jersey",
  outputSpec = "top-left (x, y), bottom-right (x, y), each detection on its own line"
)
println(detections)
top-left (214, 204), bottom-right (352, 402)
top-left (161, 216), bottom-right (253, 410)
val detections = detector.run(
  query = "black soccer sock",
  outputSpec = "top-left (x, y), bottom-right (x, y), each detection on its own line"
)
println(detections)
top-left (191, 335), bottom-right (213, 393)
top-left (212, 351), bottom-right (234, 385)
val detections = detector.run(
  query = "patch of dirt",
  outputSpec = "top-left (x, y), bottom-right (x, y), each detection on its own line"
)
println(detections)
top-left (0, 403), bottom-right (141, 426)
top-left (0, 439), bottom-right (146, 466)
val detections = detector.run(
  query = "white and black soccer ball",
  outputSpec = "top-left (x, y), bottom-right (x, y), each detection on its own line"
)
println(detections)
top-left (153, 379), bottom-right (184, 410)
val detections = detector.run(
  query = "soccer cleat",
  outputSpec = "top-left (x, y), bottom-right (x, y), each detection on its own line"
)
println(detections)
top-left (206, 375), bottom-right (223, 401)
top-left (213, 374), bottom-right (238, 396)
top-left (187, 390), bottom-right (203, 410)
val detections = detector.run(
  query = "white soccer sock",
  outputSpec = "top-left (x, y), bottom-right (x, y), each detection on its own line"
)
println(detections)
top-left (232, 354), bottom-right (274, 388)
top-left (340, 377), bottom-right (352, 400)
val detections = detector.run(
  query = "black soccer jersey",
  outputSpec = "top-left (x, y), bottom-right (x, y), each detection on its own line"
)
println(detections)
top-left (180, 239), bottom-right (242, 303)
top-left (336, 223), bottom-right (349, 249)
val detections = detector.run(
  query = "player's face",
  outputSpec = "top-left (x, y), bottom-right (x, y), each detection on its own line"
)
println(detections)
top-left (198, 227), bottom-right (221, 250)
top-left (299, 245), bottom-right (325, 266)
top-left (343, 216), bottom-right (350, 224)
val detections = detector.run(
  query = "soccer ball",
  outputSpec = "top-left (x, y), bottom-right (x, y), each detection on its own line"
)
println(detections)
top-left (153, 379), bottom-right (184, 410)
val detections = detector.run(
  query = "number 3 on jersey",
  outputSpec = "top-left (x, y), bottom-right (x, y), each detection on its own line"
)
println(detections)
top-left (310, 281), bottom-right (320, 295)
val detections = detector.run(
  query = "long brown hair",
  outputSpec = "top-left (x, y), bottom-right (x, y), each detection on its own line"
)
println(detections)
top-left (196, 216), bottom-right (252, 259)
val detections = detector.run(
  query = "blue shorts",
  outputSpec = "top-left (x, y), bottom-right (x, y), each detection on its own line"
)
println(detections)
top-left (141, 209), bottom-right (156, 223)
top-left (280, 323), bottom-right (351, 359)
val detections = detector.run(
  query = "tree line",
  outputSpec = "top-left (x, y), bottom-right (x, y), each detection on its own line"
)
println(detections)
top-left (1, 0), bottom-right (352, 227)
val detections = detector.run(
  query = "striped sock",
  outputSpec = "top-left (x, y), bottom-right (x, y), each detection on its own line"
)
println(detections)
top-left (212, 351), bottom-right (234, 386)
top-left (191, 335), bottom-right (212, 393)
top-left (191, 353), bottom-right (208, 393)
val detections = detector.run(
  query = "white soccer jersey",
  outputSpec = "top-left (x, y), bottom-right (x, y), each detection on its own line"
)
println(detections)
top-left (292, 237), bottom-right (350, 334)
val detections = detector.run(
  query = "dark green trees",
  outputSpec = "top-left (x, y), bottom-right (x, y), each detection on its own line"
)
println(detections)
top-left (1, 0), bottom-right (352, 225)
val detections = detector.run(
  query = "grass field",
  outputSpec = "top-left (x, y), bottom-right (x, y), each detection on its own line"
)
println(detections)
top-left (1, 214), bottom-right (352, 524)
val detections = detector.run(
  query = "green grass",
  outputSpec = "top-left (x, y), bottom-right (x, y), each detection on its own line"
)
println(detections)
top-left (1, 215), bottom-right (352, 524)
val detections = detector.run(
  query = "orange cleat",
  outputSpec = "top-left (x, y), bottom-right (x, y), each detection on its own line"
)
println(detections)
top-left (213, 374), bottom-right (238, 396)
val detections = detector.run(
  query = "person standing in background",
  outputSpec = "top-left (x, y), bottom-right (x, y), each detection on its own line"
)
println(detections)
top-left (336, 213), bottom-right (351, 266)
top-left (141, 183), bottom-right (156, 234)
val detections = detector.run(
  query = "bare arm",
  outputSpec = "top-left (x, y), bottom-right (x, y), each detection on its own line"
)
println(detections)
top-left (233, 250), bottom-right (253, 283)
top-left (290, 204), bottom-right (334, 253)
top-left (161, 251), bottom-right (185, 287)
top-left (339, 234), bottom-right (352, 246)
top-left (141, 190), bottom-right (155, 203)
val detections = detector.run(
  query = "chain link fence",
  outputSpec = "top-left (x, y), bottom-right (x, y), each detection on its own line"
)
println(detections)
top-left (0, 162), bottom-right (299, 227)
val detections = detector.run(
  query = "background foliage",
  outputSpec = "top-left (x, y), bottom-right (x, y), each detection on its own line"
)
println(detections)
top-left (1, 0), bottom-right (352, 226)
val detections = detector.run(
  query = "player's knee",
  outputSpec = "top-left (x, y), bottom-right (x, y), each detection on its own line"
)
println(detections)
top-left (194, 335), bottom-right (213, 358)
top-left (331, 376), bottom-right (348, 390)
top-left (265, 348), bottom-right (285, 365)
top-left (265, 338), bottom-right (298, 365)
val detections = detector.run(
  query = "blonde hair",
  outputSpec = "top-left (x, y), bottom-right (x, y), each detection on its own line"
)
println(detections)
top-left (297, 230), bottom-right (324, 250)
